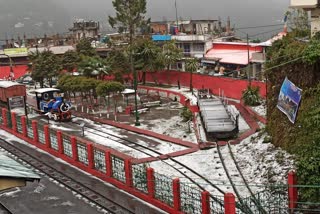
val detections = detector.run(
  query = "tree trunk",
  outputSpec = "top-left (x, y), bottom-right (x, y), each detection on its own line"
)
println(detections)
top-left (142, 70), bottom-right (146, 85)
top-left (151, 72), bottom-right (158, 85)
top-left (190, 71), bottom-right (193, 93)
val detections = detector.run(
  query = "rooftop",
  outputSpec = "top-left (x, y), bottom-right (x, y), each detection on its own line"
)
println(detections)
top-left (0, 151), bottom-right (40, 180)
top-left (0, 80), bottom-right (25, 88)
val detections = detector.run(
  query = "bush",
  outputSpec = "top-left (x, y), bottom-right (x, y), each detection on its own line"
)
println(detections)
top-left (181, 107), bottom-right (193, 122)
top-left (242, 85), bottom-right (261, 106)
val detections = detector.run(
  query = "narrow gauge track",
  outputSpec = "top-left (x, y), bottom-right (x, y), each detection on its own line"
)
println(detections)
top-left (0, 201), bottom-right (12, 214)
top-left (71, 119), bottom-right (245, 211)
top-left (217, 143), bottom-right (267, 214)
top-left (0, 138), bottom-right (134, 214)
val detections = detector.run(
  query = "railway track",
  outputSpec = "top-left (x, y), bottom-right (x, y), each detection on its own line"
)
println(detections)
top-left (71, 119), bottom-right (235, 211)
top-left (25, 114), bottom-right (260, 213)
top-left (217, 142), bottom-right (267, 214)
top-left (0, 138), bottom-right (134, 214)
top-left (0, 201), bottom-right (12, 214)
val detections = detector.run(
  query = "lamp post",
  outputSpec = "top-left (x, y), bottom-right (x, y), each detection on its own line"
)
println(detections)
top-left (247, 33), bottom-right (251, 86)
top-left (131, 51), bottom-right (140, 126)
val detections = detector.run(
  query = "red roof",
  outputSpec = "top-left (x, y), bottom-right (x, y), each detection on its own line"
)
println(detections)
top-left (205, 43), bottom-right (263, 65)
top-left (0, 65), bottom-right (29, 79)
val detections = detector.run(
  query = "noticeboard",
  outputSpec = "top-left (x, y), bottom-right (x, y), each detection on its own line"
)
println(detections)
top-left (4, 48), bottom-right (28, 56)
top-left (8, 96), bottom-right (25, 109)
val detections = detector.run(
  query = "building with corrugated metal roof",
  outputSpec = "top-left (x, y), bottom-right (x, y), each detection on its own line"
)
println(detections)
top-left (0, 151), bottom-right (40, 192)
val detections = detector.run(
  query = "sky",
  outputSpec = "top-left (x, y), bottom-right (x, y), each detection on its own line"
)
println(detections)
top-left (0, 0), bottom-right (290, 41)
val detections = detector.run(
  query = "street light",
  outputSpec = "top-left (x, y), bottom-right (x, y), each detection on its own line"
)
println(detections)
top-left (131, 51), bottom-right (140, 126)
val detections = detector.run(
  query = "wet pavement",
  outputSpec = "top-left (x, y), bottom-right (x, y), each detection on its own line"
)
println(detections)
top-left (0, 138), bottom-right (167, 214)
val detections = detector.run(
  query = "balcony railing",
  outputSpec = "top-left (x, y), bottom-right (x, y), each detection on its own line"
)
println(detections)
top-left (172, 35), bottom-right (210, 42)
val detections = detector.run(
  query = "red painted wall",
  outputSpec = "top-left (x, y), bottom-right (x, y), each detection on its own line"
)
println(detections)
top-left (141, 71), bottom-right (266, 100)
top-left (0, 65), bottom-right (28, 79)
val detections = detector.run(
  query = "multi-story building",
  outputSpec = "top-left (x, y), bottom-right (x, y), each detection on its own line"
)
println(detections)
top-left (151, 19), bottom-right (232, 71)
top-left (69, 20), bottom-right (100, 41)
top-left (290, 0), bottom-right (320, 36)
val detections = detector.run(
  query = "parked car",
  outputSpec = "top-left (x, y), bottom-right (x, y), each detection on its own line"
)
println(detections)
top-left (16, 74), bottom-right (35, 85)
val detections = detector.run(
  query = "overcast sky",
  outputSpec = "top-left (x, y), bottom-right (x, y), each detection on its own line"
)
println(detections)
top-left (0, 0), bottom-right (290, 41)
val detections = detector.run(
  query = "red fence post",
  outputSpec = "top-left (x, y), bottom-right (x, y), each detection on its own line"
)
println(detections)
top-left (201, 191), bottom-right (211, 214)
top-left (1, 108), bottom-right (7, 127)
top-left (11, 112), bottom-right (17, 132)
top-left (44, 125), bottom-right (50, 149)
top-left (105, 151), bottom-right (112, 177)
top-left (32, 120), bottom-right (39, 144)
top-left (125, 159), bottom-right (133, 188)
top-left (57, 131), bottom-right (64, 154)
top-left (87, 143), bottom-right (94, 169)
top-left (21, 116), bottom-right (27, 137)
top-left (71, 136), bottom-right (78, 162)
top-left (173, 178), bottom-right (181, 212)
top-left (147, 167), bottom-right (155, 198)
top-left (288, 171), bottom-right (298, 213)
top-left (224, 193), bottom-right (236, 214)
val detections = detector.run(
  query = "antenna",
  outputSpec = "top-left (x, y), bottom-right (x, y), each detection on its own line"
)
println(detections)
top-left (175, 0), bottom-right (179, 31)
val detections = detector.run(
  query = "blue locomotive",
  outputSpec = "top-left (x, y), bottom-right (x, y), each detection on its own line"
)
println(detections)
top-left (34, 88), bottom-right (72, 121)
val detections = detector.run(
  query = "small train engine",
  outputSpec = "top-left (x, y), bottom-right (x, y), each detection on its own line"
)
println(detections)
top-left (34, 88), bottom-right (72, 121)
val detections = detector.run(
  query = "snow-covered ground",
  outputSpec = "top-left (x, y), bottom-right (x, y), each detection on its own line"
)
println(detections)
top-left (251, 101), bottom-right (267, 117)
top-left (6, 86), bottom-right (294, 199)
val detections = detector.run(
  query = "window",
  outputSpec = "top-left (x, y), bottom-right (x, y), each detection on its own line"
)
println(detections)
top-left (193, 43), bottom-right (204, 52)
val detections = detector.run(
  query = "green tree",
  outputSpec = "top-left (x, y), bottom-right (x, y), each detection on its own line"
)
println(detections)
top-left (29, 50), bottom-right (62, 88)
top-left (78, 56), bottom-right (110, 79)
top-left (242, 85), bottom-right (261, 106)
top-left (108, 0), bottom-right (150, 43)
top-left (133, 38), bottom-right (163, 84)
top-left (105, 48), bottom-right (130, 83)
top-left (286, 9), bottom-right (310, 37)
top-left (185, 58), bottom-right (199, 93)
top-left (61, 50), bottom-right (80, 73)
top-left (109, 0), bottom-right (150, 126)
top-left (96, 81), bottom-right (125, 110)
top-left (76, 38), bottom-right (97, 56)
top-left (162, 40), bottom-right (182, 71)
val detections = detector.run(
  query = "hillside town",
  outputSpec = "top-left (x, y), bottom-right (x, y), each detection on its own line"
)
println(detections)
top-left (0, 0), bottom-right (319, 214)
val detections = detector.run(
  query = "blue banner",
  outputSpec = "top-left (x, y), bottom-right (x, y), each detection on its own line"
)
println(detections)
top-left (277, 77), bottom-right (302, 123)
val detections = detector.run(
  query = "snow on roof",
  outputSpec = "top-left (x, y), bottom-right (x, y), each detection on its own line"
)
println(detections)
top-left (0, 151), bottom-right (40, 180)
top-left (205, 49), bottom-right (260, 65)
top-left (254, 31), bottom-right (287, 47)
top-left (28, 46), bottom-right (75, 55)
top-left (34, 88), bottom-right (60, 93)
top-left (212, 41), bottom-right (264, 46)
top-left (121, 88), bottom-right (135, 94)
top-left (0, 81), bottom-right (24, 88)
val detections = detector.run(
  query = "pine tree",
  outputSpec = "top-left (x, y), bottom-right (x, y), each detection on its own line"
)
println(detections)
top-left (108, 0), bottom-right (150, 43)
top-left (109, 0), bottom-right (150, 126)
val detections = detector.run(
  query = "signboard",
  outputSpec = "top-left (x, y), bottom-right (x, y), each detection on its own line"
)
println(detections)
top-left (4, 48), bottom-right (28, 56)
top-left (8, 96), bottom-right (25, 109)
top-left (277, 77), bottom-right (302, 123)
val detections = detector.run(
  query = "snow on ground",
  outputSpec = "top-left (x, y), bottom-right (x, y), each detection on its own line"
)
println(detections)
top-left (149, 131), bottom-right (295, 197)
top-left (238, 114), bottom-right (250, 132)
top-left (9, 86), bottom-right (293, 200)
top-left (251, 101), bottom-right (267, 117)
top-left (72, 117), bottom-right (188, 159)
top-left (168, 87), bottom-right (198, 105)
top-left (138, 115), bottom-right (197, 143)
top-left (232, 132), bottom-right (295, 185)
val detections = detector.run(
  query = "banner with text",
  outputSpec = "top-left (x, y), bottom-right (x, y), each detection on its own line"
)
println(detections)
top-left (277, 77), bottom-right (302, 123)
